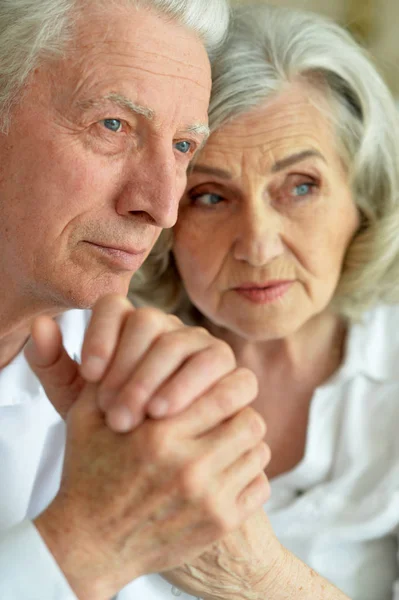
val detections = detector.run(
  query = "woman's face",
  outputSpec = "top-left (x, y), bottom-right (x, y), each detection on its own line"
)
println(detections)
top-left (173, 84), bottom-right (360, 341)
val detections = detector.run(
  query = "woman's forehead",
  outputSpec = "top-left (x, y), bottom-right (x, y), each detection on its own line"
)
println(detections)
top-left (195, 89), bottom-right (339, 177)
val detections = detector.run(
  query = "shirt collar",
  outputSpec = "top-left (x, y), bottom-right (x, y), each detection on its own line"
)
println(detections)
top-left (0, 349), bottom-right (42, 407)
top-left (337, 304), bottom-right (399, 383)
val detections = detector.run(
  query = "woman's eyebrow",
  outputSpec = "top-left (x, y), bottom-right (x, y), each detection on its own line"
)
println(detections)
top-left (272, 150), bottom-right (326, 173)
top-left (190, 164), bottom-right (232, 179)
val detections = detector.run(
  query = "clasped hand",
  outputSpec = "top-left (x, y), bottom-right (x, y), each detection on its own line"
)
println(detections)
top-left (26, 295), bottom-right (272, 600)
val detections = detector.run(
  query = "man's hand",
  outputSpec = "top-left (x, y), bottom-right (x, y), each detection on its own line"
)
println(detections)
top-left (25, 294), bottom-right (237, 432)
top-left (34, 372), bottom-right (270, 600)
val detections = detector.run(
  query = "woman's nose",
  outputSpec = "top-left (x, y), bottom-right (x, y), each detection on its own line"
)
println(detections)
top-left (232, 204), bottom-right (284, 266)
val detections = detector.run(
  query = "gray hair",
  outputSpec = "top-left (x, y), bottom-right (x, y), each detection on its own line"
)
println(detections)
top-left (0, 0), bottom-right (229, 130)
top-left (131, 3), bottom-right (399, 322)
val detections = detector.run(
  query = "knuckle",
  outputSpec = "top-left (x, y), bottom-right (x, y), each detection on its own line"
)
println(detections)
top-left (145, 423), bottom-right (171, 460)
top-left (178, 462), bottom-right (206, 500)
top-left (249, 410), bottom-right (266, 438)
top-left (213, 340), bottom-right (236, 365)
top-left (119, 379), bottom-right (149, 407)
top-left (258, 442), bottom-right (271, 468)
top-left (171, 325), bottom-right (208, 348)
top-left (214, 386), bottom-right (238, 417)
top-left (158, 387), bottom-right (187, 415)
top-left (168, 314), bottom-right (183, 327)
top-left (200, 492), bottom-right (239, 533)
top-left (235, 368), bottom-right (259, 398)
top-left (133, 306), bottom-right (164, 329)
top-left (240, 407), bottom-right (266, 440)
top-left (86, 339), bottom-right (112, 362)
top-left (153, 333), bottom-right (180, 355)
top-left (242, 474), bottom-right (271, 510)
top-left (93, 293), bottom-right (132, 312)
top-left (211, 507), bottom-right (238, 534)
top-left (191, 325), bottom-right (211, 338)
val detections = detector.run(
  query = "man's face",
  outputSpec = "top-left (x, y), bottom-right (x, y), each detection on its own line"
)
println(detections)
top-left (0, 5), bottom-right (211, 311)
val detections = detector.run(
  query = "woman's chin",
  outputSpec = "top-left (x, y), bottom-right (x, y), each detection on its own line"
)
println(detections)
top-left (214, 314), bottom-right (307, 343)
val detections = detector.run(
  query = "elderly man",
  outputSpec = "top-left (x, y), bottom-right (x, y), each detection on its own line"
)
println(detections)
top-left (0, 0), bottom-right (271, 599)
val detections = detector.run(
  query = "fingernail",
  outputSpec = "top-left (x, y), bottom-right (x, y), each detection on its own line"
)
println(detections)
top-left (81, 356), bottom-right (106, 382)
top-left (147, 398), bottom-right (168, 418)
top-left (106, 406), bottom-right (135, 433)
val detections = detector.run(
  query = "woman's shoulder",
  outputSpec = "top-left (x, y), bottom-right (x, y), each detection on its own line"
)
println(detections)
top-left (344, 303), bottom-right (399, 382)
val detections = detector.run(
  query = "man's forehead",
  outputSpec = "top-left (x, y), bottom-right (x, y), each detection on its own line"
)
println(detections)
top-left (72, 4), bottom-right (211, 76)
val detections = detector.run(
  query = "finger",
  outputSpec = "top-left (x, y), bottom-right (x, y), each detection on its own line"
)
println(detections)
top-left (25, 316), bottom-right (84, 419)
top-left (222, 442), bottom-right (271, 499)
top-left (236, 472), bottom-right (271, 515)
top-left (146, 340), bottom-right (235, 418)
top-left (200, 407), bottom-right (266, 473)
top-left (97, 308), bottom-right (183, 414)
top-left (67, 382), bottom-right (106, 431)
top-left (172, 368), bottom-right (259, 438)
top-left (106, 327), bottom-right (228, 428)
top-left (80, 294), bottom-right (134, 382)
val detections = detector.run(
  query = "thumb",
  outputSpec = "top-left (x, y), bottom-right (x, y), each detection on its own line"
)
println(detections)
top-left (24, 316), bottom-right (85, 420)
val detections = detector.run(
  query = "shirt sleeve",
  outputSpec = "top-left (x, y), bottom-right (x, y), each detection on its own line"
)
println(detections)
top-left (0, 520), bottom-right (78, 600)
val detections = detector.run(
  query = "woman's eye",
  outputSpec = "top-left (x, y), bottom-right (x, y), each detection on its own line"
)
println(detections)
top-left (191, 192), bottom-right (223, 206)
top-left (293, 182), bottom-right (314, 197)
top-left (175, 140), bottom-right (192, 154)
top-left (101, 118), bottom-right (123, 133)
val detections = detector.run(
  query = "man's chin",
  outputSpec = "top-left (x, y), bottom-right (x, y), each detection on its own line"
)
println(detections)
top-left (55, 276), bottom-right (133, 311)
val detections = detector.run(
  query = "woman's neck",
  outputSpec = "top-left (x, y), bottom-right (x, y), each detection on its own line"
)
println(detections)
top-left (206, 310), bottom-right (348, 390)
top-left (205, 311), bottom-right (348, 479)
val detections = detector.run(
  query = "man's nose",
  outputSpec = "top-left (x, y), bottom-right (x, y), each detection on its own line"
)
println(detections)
top-left (233, 202), bottom-right (284, 266)
top-left (116, 148), bottom-right (182, 229)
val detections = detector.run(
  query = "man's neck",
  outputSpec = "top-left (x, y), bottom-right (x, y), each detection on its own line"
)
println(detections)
top-left (0, 298), bottom-right (63, 369)
top-left (0, 328), bottom-right (31, 369)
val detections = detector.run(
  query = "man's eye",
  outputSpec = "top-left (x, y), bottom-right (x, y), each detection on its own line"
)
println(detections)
top-left (175, 141), bottom-right (192, 154)
top-left (101, 119), bottom-right (123, 133)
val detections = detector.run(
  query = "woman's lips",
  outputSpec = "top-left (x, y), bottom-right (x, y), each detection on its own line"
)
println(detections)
top-left (233, 281), bottom-right (294, 304)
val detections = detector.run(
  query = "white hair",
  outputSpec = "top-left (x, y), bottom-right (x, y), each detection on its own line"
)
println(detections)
top-left (131, 3), bottom-right (399, 321)
top-left (0, 0), bottom-right (229, 130)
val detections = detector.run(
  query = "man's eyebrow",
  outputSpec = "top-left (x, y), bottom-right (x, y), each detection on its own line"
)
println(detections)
top-left (77, 92), bottom-right (154, 120)
top-left (272, 150), bottom-right (326, 172)
top-left (190, 164), bottom-right (232, 178)
top-left (186, 124), bottom-right (210, 146)
top-left (77, 93), bottom-right (209, 143)
top-left (191, 150), bottom-right (326, 178)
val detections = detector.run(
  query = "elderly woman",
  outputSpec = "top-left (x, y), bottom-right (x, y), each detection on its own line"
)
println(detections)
top-left (131, 4), bottom-right (399, 600)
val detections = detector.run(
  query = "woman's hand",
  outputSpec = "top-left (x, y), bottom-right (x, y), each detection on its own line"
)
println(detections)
top-left (164, 509), bottom-right (284, 600)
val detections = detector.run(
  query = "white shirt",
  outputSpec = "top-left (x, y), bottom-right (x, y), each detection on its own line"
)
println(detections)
top-left (1, 305), bottom-right (399, 599)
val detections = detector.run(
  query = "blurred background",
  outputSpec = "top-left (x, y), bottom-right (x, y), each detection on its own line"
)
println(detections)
top-left (231, 0), bottom-right (399, 100)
